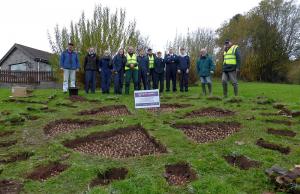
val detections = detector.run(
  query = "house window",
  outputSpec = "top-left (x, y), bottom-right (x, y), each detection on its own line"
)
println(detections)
top-left (10, 63), bottom-right (27, 71)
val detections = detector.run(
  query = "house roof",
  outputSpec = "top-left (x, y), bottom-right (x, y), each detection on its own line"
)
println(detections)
top-left (0, 43), bottom-right (53, 66)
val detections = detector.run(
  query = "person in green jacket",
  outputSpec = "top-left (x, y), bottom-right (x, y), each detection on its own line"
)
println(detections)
top-left (196, 48), bottom-right (215, 96)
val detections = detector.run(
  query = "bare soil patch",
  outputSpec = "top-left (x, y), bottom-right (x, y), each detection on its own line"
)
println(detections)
top-left (256, 138), bottom-right (290, 154)
top-left (164, 162), bottom-right (197, 185)
top-left (172, 122), bottom-right (241, 143)
top-left (44, 119), bottom-right (107, 137)
top-left (224, 155), bottom-right (261, 170)
top-left (78, 105), bottom-right (131, 116)
top-left (267, 128), bottom-right (296, 137)
top-left (90, 167), bottom-right (128, 187)
top-left (0, 180), bottom-right (23, 194)
top-left (26, 162), bottom-right (69, 181)
top-left (185, 107), bottom-right (235, 118)
top-left (64, 125), bottom-right (167, 158)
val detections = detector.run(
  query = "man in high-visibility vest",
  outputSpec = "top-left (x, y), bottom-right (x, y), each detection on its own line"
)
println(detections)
top-left (222, 39), bottom-right (241, 98)
top-left (124, 46), bottom-right (139, 94)
top-left (147, 48), bottom-right (156, 89)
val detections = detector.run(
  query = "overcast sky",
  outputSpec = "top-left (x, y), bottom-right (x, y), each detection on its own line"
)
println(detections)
top-left (0, 0), bottom-right (281, 57)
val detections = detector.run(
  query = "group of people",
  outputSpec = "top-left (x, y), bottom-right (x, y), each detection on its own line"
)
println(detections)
top-left (60, 39), bottom-right (241, 97)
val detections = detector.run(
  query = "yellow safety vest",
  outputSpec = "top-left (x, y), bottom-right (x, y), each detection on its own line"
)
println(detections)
top-left (125, 54), bottom-right (138, 70)
top-left (148, 55), bottom-right (155, 69)
top-left (223, 45), bottom-right (238, 65)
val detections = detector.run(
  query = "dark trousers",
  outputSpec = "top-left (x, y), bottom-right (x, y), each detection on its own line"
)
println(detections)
top-left (101, 70), bottom-right (111, 93)
top-left (114, 69), bottom-right (124, 94)
top-left (148, 68), bottom-right (155, 89)
top-left (179, 69), bottom-right (189, 92)
top-left (125, 69), bottom-right (138, 94)
top-left (166, 65), bottom-right (177, 91)
top-left (84, 70), bottom-right (96, 93)
top-left (154, 72), bottom-right (164, 92)
top-left (138, 69), bottom-right (149, 90)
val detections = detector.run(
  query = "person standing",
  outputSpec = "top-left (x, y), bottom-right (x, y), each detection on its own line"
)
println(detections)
top-left (137, 49), bottom-right (149, 90)
top-left (177, 47), bottom-right (190, 92)
top-left (164, 47), bottom-right (178, 92)
top-left (124, 46), bottom-right (139, 95)
top-left (112, 48), bottom-right (126, 94)
top-left (222, 39), bottom-right (241, 98)
top-left (196, 48), bottom-right (215, 96)
top-left (83, 47), bottom-right (99, 94)
top-left (99, 50), bottom-right (113, 94)
top-left (147, 48), bottom-right (156, 89)
top-left (60, 43), bottom-right (80, 93)
top-left (153, 51), bottom-right (165, 93)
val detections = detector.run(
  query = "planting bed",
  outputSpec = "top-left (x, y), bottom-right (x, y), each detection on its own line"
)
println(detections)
top-left (26, 162), bottom-right (69, 181)
top-left (90, 167), bottom-right (128, 187)
top-left (147, 103), bottom-right (192, 113)
top-left (185, 107), bottom-right (235, 118)
top-left (224, 155), bottom-right (261, 170)
top-left (78, 105), bottom-right (130, 116)
top-left (164, 162), bottom-right (197, 185)
top-left (64, 125), bottom-right (167, 158)
top-left (172, 122), bottom-right (241, 143)
top-left (256, 138), bottom-right (290, 154)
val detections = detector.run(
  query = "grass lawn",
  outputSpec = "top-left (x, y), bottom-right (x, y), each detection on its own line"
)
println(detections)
top-left (0, 81), bottom-right (300, 194)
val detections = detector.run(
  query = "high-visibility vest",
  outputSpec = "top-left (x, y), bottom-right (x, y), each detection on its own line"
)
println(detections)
top-left (125, 54), bottom-right (138, 70)
top-left (148, 55), bottom-right (155, 69)
top-left (223, 45), bottom-right (238, 65)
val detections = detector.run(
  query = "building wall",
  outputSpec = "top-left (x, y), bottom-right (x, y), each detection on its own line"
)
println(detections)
top-left (0, 48), bottom-right (51, 71)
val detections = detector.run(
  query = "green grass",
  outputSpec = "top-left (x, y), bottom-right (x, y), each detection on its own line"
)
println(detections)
top-left (0, 81), bottom-right (300, 194)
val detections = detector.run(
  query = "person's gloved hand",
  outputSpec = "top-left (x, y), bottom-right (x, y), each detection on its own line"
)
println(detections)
top-left (76, 69), bottom-right (79, 72)
top-left (99, 69), bottom-right (101, 72)
top-left (130, 64), bottom-right (135, 69)
top-left (177, 70), bottom-right (181, 74)
top-left (210, 71), bottom-right (214, 74)
top-left (186, 69), bottom-right (189, 74)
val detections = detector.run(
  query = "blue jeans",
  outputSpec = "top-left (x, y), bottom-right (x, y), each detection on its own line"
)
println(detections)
top-left (85, 70), bottom-right (96, 93)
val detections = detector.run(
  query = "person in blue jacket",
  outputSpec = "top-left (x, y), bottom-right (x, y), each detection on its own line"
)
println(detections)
top-left (112, 48), bottom-right (126, 94)
top-left (164, 47), bottom-right (178, 92)
top-left (60, 42), bottom-right (80, 93)
top-left (196, 48), bottom-right (215, 96)
top-left (99, 50), bottom-right (113, 94)
top-left (137, 49), bottom-right (149, 90)
top-left (177, 47), bottom-right (190, 92)
top-left (153, 51), bottom-right (165, 93)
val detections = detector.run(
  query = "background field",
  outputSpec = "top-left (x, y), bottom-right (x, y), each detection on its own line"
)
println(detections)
top-left (0, 81), bottom-right (300, 194)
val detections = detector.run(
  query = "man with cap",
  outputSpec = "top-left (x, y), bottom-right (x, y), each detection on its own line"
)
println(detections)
top-left (222, 39), bottom-right (241, 97)
top-left (124, 46), bottom-right (139, 94)
top-left (137, 48), bottom-right (149, 90)
top-left (177, 47), bottom-right (190, 92)
top-left (153, 51), bottom-right (165, 93)
top-left (60, 42), bottom-right (80, 93)
top-left (164, 47), bottom-right (178, 92)
top-left (112, 48), bottom-right (126, 94)
top-left (83, 47), bottom-right (99, 94)
top-left (196, 48), bottom-right (215, 96)
top-left (147, 48), bottom-right (156, 89)
top-left (99, 50), bottom-right (113, 94)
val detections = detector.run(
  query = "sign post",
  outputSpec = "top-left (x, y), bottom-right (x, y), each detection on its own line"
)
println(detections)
top-left (134, 89), bottom-right (160, 109)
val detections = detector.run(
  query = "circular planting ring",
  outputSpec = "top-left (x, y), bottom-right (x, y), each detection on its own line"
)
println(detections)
top-left (43, 119), bottom-right (108, 137)
top-left (77, 105), bottom-right (131, 117)
top-left (185, 107), bottom-right (235, 118)
top-left (147, 103), bottom-right (192, 113)
top-left (164, 162), bottom-right (197, 186)
top-left (63, 125), bottom-right (167, 159)
top-left (172, 122), bottom-right (241, 143)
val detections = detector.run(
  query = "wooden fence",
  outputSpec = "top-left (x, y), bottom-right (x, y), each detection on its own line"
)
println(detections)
top-left (0, 70), bottom-right (54, 84)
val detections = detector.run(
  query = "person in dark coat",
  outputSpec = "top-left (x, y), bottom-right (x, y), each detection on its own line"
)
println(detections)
top-left (177, 47), bottom-right (190, 92)
top-left (196, 48), bottom-right (215, 96)
top-left (99, 50), bottom-right (113, 94)
top-left (164, 47), bottom-right (178, 92)
top-left (137, 49), bottom-right (149, 90)
top-left (112, 48), bottom-right (126, 94)
top-left (153, 51), bottom-right (165, 93)
top-left (84, 47), bottom-right (99, 94)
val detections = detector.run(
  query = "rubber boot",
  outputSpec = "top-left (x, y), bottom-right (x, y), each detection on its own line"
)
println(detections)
top-left (223, 83), bottom-right (228, 98)
top-left (233, 84), bottom-right (238, 96)
top-left (207, 83), bottom-right (212, 96)
top-left (201, 83), bottom-right (206, 96)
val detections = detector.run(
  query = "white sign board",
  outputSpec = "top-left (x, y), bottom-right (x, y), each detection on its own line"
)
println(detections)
top-left (134, 89), bottom-right (160, 109)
